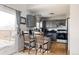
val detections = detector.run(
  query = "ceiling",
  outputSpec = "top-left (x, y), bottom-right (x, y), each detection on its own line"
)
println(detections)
top-left (5, 4), bottom-right (70, 18)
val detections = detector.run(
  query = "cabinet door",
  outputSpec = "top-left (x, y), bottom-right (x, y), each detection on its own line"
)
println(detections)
top-left (27, 15), bottom-right (36, 27)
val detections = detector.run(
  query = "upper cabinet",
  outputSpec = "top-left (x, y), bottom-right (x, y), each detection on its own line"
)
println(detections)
top-left (26, 15), bottom-right (36, 27)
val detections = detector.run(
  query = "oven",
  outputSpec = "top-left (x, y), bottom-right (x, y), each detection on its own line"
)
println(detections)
top-left (57, 29), bottom-right (68, 43)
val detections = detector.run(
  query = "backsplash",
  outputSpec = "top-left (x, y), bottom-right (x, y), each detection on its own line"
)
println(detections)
top-left (46, 20), bottom-right (66, 28)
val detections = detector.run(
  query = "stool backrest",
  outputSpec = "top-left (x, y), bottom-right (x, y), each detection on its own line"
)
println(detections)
top-left (34, 32), bottom-right (44, 44)
top-left (22, 31), bottom-right (30, 41)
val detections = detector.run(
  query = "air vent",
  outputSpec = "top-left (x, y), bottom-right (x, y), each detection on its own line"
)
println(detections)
top-left (50, 13), bottom-right (54, 14)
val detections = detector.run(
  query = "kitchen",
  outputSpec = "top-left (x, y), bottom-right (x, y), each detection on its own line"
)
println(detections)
top-left (18, 4), bottom-right (69, 55)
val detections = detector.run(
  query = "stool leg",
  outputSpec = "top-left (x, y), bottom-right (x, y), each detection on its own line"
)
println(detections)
top-left (40, 45), bottom-right (42, 52)
top-left (28, 48), bottom-right (30, 54)
top-left (23, 47), bottom-right (26, 52)
top-left (47, 49), bottom-right (48, 54)
top-left (28, 43), bottom-right (30, 54)
top-left (42, 45), bottom-right (44, 55)
top-left (47, 43), bottom-right (49, 54)
top-left (35, 48), bottom-right (37, 55)
top-left (40, 48), bottom-right (41, 52)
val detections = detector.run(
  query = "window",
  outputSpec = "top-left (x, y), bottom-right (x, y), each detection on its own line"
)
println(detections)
top-left (0, 8), bottom-right (16, 53)
top-left (36, 22), bottom-right (40, 29)
top-left (0, 11), bottom-right (16, 30)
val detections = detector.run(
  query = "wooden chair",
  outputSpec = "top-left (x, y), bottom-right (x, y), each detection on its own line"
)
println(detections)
top-left (34, 32), bottom-right (49, 54)
top-left (22, 31), bottom-right (36, 54)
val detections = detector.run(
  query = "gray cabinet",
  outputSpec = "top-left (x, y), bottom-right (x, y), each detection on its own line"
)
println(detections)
top-left (26, 15), bottom-right (36, 27)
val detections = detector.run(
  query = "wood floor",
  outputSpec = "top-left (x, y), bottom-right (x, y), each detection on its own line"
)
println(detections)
top-left (50, 42), bottom-right (67, 55)
top-left (14, 42), bottom-right (67, 55)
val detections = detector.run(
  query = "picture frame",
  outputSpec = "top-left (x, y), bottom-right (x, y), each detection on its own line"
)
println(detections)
top-left (20, 16), bottom-right (26, 24)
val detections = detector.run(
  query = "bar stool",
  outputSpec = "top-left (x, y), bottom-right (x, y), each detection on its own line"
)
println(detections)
top-left (22, 31), bottom-right (36, 54)
top-left (34, 32), bottom-right (49, 54)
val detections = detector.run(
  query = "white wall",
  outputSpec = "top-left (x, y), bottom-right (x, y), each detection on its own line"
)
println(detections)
top-left (21, 10), bottom-right (31, 17)
top-left (49, 15), bottom-right (67, 20)
top-left (69, 5), bottom-right (79, 55)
